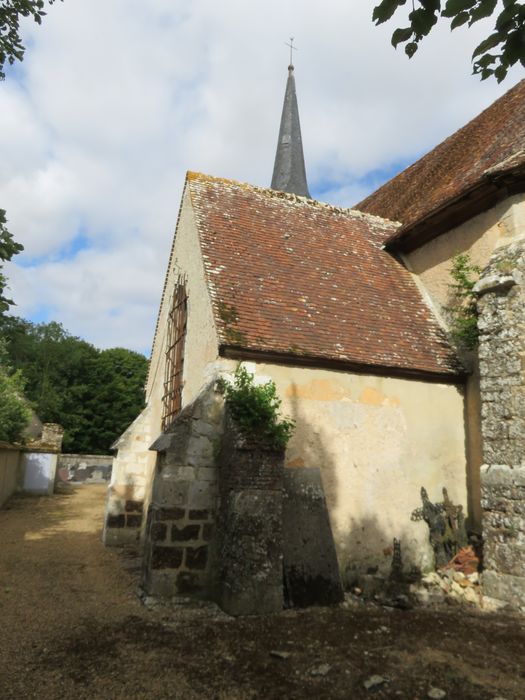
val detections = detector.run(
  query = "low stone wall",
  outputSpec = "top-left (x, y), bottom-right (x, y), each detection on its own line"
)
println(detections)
top-left (0, 444), bottom-right (22, 508)
top-left (142, 384), bottom-right (223, 597)
top-left (57, 454), bottom-right (112, 483)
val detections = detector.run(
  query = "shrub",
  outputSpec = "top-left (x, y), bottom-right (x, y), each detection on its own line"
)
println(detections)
top-left (217, 365), bottom-right (295, 449)
top-left (445, 253), bottom-right (481, 351)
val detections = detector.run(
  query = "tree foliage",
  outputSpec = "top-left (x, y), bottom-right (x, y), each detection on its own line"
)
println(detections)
top-left (0, 0), bottom-right (60, 80)
top-left (0, 316), bottom-right (148, 453)
top-left (0, 209), bottom-right (23, 313)
top-left (0, 338), bottom-right (30, 442)
top-left (373, 0), bottom-right (525, 82)
top-left (217, 365), bottom-right (295, 450)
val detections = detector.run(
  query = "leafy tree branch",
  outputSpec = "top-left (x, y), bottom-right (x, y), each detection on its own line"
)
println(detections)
top-left (0, 209), bottom-right (23, 313)
top-left (373, 0), bottom-right (525, 82)
top-left (0, 0), bottom-right (61, 80)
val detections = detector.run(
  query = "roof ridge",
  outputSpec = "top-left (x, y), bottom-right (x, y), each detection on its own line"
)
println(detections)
top-left (186, 171), bottom-right (399, 230)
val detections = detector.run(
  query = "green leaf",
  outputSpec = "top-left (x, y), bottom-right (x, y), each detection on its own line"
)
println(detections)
top-left (472, 32), bottom-right (502, 57)
top-left (409, 7), bottom-right (439, 36)
top-left (495, 64), bottom-right (508, 82)
top-left (451, 11), bottom-right (470, 28)
top-left (496, 5), bottom-right (518, 30)
top-left (442, 0), bottom-right (476, 18)
top-left (469, 0), bottom-right (498, 25)
top-left (373, 0), bottom-right (405, 25)
top-left (405, 41), bottom-right (419, 57)
top-left (392, 26), bottom-right (413, 46)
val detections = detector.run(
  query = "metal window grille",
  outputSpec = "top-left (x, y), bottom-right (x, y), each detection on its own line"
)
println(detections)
top-left (161, 277), bottom-right (187, 431)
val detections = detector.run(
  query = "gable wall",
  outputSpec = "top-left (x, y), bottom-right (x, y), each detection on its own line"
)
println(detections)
top-left (147, 186), bottom-right (220, 441)
top-left (104, 188), bottom-right (220, 546)
top-left (216, 359), bottom-right (467, 585)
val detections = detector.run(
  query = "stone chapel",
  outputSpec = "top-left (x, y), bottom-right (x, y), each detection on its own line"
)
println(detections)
top-left (103, 68), bottom-right (525, 611)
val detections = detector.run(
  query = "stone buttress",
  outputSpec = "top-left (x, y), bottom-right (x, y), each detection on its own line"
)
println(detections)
top-left (475, 240), bottom-right (525, 608)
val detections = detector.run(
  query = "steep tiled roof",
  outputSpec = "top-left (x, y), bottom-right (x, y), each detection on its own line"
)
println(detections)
top-left (357, 79), bottom-right (525, 249)
top-left (188, 172), bottom-right (460, 378)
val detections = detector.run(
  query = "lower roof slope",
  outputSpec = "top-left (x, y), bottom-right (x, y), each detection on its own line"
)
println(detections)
top-left (357, 79), bottom-right (525, 248)
top-left (187, 172), bottom-right (460, 379)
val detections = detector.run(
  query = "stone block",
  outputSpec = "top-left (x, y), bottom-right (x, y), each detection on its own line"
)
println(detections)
top-left (482, 569), bottom-right (525, 607)
top-left (156, 506), bottom-right (186, 521)
top-left (103, 527), bottom-right (139, 547)
top-left (196, 467), bottom-right (217, 482)
top-left (151, 523), bottom-right (167, 542)
top-left (125, 514), bottom-right (142, 528)
top-left (144, 570), bottom-right (178, 597)
top-left (186, 435), bottom-right (214, 467)
top-left (171, 524), bottom-right (200, 542)
top-left (186, 545), bottom-right (208, 570)
top-left (188, 482), bottom-right (216, 510)
top-left (154, 478), bottom-right (190, 507)
top-left (189, 509), bottom-right (210, 520)
top-left (176, 571), bottom-right (205, 594)
top-left (151, 546), bottom-right (184, 570)
top-left (106, 514), bottom-right (125, 528)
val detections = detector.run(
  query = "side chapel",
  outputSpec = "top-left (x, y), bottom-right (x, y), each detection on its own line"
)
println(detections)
top-left (103, 67), bottom-right (525, 610)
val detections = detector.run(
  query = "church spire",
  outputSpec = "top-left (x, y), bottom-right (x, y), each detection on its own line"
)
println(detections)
top-left (271, 48), bottom-right (310, 198)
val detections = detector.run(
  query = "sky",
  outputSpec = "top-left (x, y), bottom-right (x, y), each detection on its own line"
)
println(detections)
top-left (0, 0), bottom-right (522, 356)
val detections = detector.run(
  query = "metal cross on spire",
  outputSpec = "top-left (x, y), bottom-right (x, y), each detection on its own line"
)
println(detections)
top-left (285, 37), bottom-right (297, 69)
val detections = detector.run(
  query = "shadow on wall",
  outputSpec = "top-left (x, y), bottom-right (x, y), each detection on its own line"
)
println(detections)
top-left (285, 383), bottom-right (434, 589)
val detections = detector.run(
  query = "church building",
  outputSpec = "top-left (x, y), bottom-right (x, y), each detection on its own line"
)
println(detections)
top-left (103, 69), bottom-right (525, 610)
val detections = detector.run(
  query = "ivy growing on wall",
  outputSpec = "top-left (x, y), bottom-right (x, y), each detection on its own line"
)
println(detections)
top-left (217, 365), bottom-right (295, 450)
top-left (445, 253), bottom-right (481, 351)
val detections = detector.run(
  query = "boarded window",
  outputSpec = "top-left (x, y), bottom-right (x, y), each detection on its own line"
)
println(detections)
top-left (161, 277), bottom-right (188, 431)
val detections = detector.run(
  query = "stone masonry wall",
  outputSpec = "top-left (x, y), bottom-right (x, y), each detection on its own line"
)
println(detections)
top-left (142, 384), bottom-right (223, 597)
top-left (476, 240), bottom-right (525, 607)
top-left (103, 405), bottom-right (154, 546)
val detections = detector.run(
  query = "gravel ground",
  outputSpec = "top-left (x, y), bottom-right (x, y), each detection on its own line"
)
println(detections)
top-left (1, 484), bottom-right (524, 700)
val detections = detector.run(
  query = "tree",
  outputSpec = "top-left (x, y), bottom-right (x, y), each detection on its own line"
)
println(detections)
top-left (0, 0), bottom-right (60, 80)
top-left (373, 0), bottom-right (525, 82)
top-left (0, 338), bottom-right (30, 443)
top-left (0, 209), bottom-right (23, 313)
top-left (0, 316), bottom-right (148, 453)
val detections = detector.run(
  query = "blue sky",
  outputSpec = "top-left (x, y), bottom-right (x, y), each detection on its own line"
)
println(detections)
top-left (0, 0), bottom-right (522, 355)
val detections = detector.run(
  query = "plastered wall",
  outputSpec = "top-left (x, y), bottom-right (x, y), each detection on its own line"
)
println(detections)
top-left (406, 195), bottom-right (525, 315)
top-left (146, 186), bottom-right (220, 440)
top-left (218, 360), bottom-right (468, 583)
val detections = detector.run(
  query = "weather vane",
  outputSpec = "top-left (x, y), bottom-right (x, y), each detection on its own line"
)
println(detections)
top-left (285, 37), bottom-right (297, 67)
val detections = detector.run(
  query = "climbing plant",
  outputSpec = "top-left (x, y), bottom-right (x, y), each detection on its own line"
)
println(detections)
top-left (217, 365), bottom-right (295, 449)
top-left (445, 253), bottom-right (481, 350)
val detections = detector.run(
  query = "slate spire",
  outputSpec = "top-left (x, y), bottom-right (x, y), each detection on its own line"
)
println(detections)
top-left (271, 63), bottom-right (310, 198)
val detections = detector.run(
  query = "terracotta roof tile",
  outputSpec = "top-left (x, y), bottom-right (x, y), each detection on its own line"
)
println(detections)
top-left (357, 79), bottom-right (525, 243)
top-left (188, 172), bottom-right (460, 378)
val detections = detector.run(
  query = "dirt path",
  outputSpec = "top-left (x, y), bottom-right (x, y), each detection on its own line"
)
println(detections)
top-left (1, 486), bottom-right (524, 700)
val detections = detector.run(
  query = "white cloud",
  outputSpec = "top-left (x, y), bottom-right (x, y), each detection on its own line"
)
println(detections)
top-left (1, 0), bottom-right (522, 352)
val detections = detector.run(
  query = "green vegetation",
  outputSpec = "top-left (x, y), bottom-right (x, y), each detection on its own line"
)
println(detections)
top-left (0, 209), bottom-right (23, 314)
top-left (446, 253), bottom-right (481, 350)
top-left (373, 0), bottom-right (525, 82)
top-left (217, 365), bottom-right (295, 450)
top-left (0, 339), bottom-right (30, 442)
top-left (0, 316), bottom-right (148, 453)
